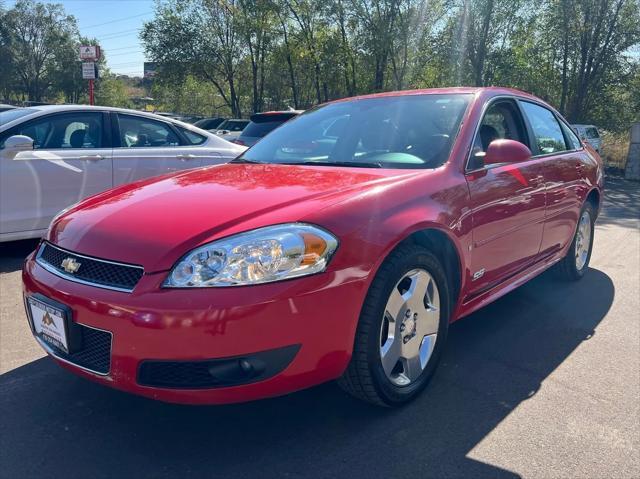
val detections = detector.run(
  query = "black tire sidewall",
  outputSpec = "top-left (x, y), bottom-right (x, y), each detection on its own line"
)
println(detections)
top-left (571, 203), bottom-right (596, 278)
top-left (365, 247), bottom-right (450, 405)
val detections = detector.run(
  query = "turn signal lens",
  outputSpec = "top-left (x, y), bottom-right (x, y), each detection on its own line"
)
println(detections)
top-left (163, 224), bottom-right (338, 288)
top-left (301, 233), bottom-right (328, 265)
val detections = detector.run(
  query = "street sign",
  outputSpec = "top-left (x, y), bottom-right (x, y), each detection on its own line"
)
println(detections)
top-left (79, 45), bottom-right (99, 60)
top-left (82, 62), bottom-right (96, 79)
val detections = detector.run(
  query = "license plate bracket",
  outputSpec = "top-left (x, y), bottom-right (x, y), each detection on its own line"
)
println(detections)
top-left (26, 294), bottom-right (81, 354)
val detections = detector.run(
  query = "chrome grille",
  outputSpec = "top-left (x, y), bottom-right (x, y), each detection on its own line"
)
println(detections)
top-left (37, 242), bottom-right (144, 292)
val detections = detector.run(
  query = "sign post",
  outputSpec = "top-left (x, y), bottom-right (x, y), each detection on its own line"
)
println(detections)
top-left (79, 46), bottom-right (100, 105)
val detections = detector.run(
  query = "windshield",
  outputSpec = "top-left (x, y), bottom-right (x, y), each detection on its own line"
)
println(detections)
top-left (238, 94), bottom-right (471, 169)
top-left (0, 108), bottom-right (38, 126)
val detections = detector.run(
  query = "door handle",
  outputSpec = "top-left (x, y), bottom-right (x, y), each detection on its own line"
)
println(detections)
top-left (177, 154), bottom-right (196, 161)
top-left (79, 154), bottom-right (104, 161)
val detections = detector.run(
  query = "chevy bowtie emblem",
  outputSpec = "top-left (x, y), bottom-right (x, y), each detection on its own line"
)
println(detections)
top-left (41, 312), bottom-right (56, 328)
top-left (61, 257), bottom-right (81, 274)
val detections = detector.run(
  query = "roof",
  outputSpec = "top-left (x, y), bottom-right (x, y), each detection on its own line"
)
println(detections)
top-left (330, 86), bottom-right (541, 103)
top-left (29, 104), bottom-right (157, 115)
top-left (0, 104), bottom-right (227, 139)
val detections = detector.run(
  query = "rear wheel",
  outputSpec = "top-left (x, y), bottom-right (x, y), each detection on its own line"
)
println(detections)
top-left (556, 202), bottom-right (595, 281)
top-left (338, 244), bottom-right (450, 406)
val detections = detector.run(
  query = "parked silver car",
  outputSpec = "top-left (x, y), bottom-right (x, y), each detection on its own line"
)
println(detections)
top-left (0, 105), bottom-right (245, 242)
top-left (214, 119), bottom-right (250, 142)
top-left (572, 124), bottom-right (602, 153)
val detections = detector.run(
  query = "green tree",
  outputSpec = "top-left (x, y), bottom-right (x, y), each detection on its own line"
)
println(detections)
top-left (2, 0), bottom-right (80, 101)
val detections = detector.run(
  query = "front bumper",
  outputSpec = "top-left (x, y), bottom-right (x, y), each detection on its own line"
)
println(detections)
top-left (22, 251), bottom-right (368, 404)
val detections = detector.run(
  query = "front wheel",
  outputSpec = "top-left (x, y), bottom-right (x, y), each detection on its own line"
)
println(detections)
top-left (556, 202), bottom-right (595, 281)
top-left (338, 244), bottom-right (450, 407)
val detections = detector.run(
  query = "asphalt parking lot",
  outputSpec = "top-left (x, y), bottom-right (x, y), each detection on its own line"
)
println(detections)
top-left (0, 177), bottom-right (638, 479)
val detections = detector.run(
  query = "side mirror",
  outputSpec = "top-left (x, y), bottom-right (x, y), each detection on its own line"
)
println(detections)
top-left (2, 135), bottom-right (34, 158)
top-left (484, 139), bottom-right (531, 166)
top-left (4, 135), bottom-right (34, 151)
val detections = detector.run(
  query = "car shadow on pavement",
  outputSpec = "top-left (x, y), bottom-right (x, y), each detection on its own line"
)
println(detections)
top-left (0, 238), bottom-right (38, 273)
top-left (597, 176), bottom-right (640, 230)
top-left (0, 267), bottom-right (614, 479)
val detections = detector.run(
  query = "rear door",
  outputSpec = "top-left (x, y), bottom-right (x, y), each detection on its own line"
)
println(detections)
top-left (0, 111), bottom-right (112, 234)
top-left (112, 114), bottom-right (203, 186)
top-left (519, 101), bottom-right (583, 257)
top-left (464, 98), bottom-right (546, 297)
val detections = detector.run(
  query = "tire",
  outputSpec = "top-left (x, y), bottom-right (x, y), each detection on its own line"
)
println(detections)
top-left (338, 244), bottom-right (450, 407)
top-left (556, 202), bottom-right (595, 281)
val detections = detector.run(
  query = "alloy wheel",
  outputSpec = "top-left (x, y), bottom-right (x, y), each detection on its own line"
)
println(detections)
top-left (379, 268), bottom-right (440, 387)
top-left (575, 210), bottom-right (592, 271)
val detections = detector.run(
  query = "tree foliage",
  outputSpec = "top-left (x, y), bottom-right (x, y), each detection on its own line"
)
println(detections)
top-left (0, 0), bottom-right (115, 105)
top-left (142, 0), bottom-right (640, 130)
top-left (1, 0), bottom-right (638, 132)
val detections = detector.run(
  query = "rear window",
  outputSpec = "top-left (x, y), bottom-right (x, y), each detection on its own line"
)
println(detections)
top-left (241, 119), bottom-right (288, 138)
top-left (220, 120), bottom-right (249, 132)
top-left (178, 127), bottom-right (207, 145)
top-left (586, 127), bottom-right (600, 139)
top-left (195, 118), bottom-right (224, 130)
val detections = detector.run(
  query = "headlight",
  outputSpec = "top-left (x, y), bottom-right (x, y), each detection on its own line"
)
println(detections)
top-left (163, 223), bottom-right (338, 287)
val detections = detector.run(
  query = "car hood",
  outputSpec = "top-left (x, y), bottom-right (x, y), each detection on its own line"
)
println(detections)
top-left (49, 163), bottom-right (414, 272)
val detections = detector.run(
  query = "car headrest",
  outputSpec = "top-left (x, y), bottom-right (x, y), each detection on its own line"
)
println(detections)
top-left (480, 124), bottom-right (499, 151)
top-left (69, 129), bottom-right (86, 148)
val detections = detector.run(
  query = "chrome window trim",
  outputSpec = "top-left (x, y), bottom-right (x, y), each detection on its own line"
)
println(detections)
top-left (464, 95), bottom-right (584, 173)
top-left (35, 242), bottom-right (143, 293)
top-left (517, 99), bottom-right (584, 158)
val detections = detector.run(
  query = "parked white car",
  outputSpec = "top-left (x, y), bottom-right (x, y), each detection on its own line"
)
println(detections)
top-left (0, 105), bottom-right (245, 242)
top-left (213, 119), bottom-right (250, 142)
top-left (572, 124), bottom-right (602, 153)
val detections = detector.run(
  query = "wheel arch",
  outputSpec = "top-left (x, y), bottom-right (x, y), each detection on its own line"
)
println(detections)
top-left (586, 187), bottom-right (601, 217)
top-left (372, 225), bottom-right (465, 316)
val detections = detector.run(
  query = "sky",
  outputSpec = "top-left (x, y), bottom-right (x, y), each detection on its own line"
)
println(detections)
top-left (7, 0), bottom-right (154, 76)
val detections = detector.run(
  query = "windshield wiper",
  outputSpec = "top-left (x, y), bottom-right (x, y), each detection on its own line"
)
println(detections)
top-left (281, 161), bottom-right (382, 168)
top-left (230, 158), bottom-right (265, 164)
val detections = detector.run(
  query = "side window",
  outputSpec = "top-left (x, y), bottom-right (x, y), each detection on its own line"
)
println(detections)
top-left (521, 102), bottom-right (567, 155)
top-left (560, 121), bottom-right (582, 150)
top-left (12, 113), bottom-right (103, 149)
top-left (118, 115), bottom-right (180, 148)
top-left (226, 121), bottom-right (248, 132)
top-left (178, 127), bottom-right (206, 145)
top-left (469, 100), bottom-right (528, 169)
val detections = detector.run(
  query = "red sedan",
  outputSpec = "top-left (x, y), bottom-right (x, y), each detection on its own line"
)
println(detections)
top-left (22, 87), bottom-right (603, 406)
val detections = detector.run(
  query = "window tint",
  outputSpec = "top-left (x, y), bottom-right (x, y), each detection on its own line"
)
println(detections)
top-left (5, 113), bottom-right (103, 149)
top-left (469, 100), bottom-right (528, 169)
top-left (241, 120), bottom-right (286, 138)
top-left (560, 121), bottom-right (582, 150)
top-left (0, 107), bottom-right (38, 126)
top-left (118, 114), bottom-right (180, 148)
top-left (586, 127), bottom-right (600, 139)
top-left (219, 120), bottom-right (249, 132)
top-left (194, 118), bottom-right (224, 130)
top-left (521, 102), bottom-right (567, 155)
top-left (178, 127), bottom-right (206, 145)
top-left (240, 94), bottom-right (471, 169)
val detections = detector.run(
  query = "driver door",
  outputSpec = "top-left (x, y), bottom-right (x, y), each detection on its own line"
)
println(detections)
top-left (464, 98), bottom-right (546, 297)
top-left (0, 112), bottom-right (112, 235)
